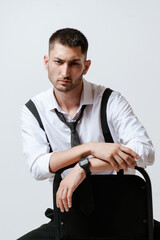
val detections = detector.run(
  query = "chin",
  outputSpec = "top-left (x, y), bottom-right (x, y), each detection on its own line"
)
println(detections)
top-left (54, 86), bottom-right (73, 93)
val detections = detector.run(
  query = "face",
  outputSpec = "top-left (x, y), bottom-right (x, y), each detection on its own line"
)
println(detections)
top-left (44, 42), bottom-right (91, 93)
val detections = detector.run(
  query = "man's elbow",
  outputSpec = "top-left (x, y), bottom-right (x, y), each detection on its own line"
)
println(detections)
top-left (30, 167), bottom-right (47, 181)
top-left (138, 147), bottom-right (155, 168)
top-left (30, 162), bottom-right (54, 181)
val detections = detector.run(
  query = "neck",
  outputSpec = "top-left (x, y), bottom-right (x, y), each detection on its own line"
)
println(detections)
top-left (54, 82), bottom-right (83, 118)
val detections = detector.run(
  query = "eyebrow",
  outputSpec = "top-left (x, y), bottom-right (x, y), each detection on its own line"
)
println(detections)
top-left (71, 59), bottom-right (81, 62)
top-left (54, 57), bottom-right (81, 62)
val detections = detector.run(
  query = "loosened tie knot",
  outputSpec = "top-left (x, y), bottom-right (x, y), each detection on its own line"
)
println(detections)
top-left (55, 105), bottom-right (86, 147)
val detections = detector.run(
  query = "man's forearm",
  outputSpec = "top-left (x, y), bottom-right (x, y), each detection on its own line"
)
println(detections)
top-left (49, 142), bottom-right (91, 173)
top-left (89, 157), bottom-right (114, 172)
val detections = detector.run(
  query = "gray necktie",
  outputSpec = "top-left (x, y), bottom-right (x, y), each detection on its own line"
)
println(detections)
top-left (55, 105), bottom-right (86, 147)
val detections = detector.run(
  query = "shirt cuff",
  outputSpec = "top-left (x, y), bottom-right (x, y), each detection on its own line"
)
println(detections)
top-left (122, 142), bottom-right (154, 169)
top-left (31, 152), bottom-right (55, 180)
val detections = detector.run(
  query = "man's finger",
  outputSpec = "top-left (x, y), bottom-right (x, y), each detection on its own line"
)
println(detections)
top-left (67, 188), bottom-right (73, 209)
top-left (62, 188), bottom-right (69, 212)
top-left (113, 154), bottom-right (128, 171)
top-left (57, 197), bottom-right (65, 213)
top-left (120, 145), bottom-right (140, 159)
top-left (107, 157), bottom-right (119, 172)
top-left (118, 151), bottom-right (137, 169)
top-left (56, 188), bottom-right (65, 212)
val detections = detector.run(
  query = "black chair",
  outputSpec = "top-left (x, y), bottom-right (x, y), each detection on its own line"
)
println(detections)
top-left (53, 166), bottom-right (153, 240)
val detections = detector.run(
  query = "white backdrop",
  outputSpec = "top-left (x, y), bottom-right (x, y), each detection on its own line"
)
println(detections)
top-left (0, 0), bottom-right (160, 239)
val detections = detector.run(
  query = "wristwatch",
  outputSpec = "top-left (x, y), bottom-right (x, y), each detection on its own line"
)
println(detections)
top-left (79, 157), bottom-right (91, 176)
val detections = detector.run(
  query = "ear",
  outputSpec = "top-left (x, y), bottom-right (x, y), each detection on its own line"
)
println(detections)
top-left (83, 60), bottom-right (91, 75)
top-left (44, 55), bottom-right (49, 70)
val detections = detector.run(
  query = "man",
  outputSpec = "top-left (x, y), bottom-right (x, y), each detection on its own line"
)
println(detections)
top-left (18, 28), bottom-right (159, 239)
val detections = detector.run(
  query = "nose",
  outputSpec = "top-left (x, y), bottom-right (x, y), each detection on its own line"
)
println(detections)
top-left (61, 63), bottom-right (70, 78)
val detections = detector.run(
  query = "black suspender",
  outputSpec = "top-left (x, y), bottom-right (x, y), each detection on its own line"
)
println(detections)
top-left (100, 88), bottom-right (114, 143)
top-left (25, 100), bottom-right (45, 131)
top-left (25, 100), bottom-right (52, 152)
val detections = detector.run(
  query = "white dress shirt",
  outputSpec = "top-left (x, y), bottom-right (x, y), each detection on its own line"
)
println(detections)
top-left (20, 79), bottom-right (155, 183)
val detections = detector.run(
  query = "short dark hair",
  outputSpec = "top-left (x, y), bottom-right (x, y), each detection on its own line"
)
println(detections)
top-left (49, 28), bottom-right (88, 55)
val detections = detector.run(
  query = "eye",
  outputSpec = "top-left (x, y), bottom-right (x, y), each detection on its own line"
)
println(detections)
top-left (70, 62), bottom-right (80, 66)
top-left (54, 60), bottom-right (63, 65)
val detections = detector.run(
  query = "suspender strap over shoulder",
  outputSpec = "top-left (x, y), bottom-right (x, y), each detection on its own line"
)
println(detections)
top-left (25, 99), bottom-right (52, 152)
top-left (25, 100), bottom-right (45, 131)
top-left (101, 88), bottom-right (114, 143)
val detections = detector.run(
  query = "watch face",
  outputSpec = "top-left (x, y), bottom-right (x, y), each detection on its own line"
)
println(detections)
top-left (82, 159), bottom-right (88, 165)
top-left (80, 158), bottom-right (89, 167)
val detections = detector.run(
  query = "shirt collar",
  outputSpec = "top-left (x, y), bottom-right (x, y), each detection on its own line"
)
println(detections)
top-left (44, 88), bottom-right (59, 111)
top-left (80, 78), bottom-right (94, 106)
top-left (46, 78), bottom-right (94, 111)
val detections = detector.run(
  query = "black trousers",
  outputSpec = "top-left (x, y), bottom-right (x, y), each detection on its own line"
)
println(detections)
top-left (17, 220), bottom-right (55, 240)
top-left (17, 211), bottom-right (160, 240)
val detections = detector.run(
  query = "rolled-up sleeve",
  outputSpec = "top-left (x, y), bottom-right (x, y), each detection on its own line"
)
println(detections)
top-left (20, 105), bottom-right (55, 180)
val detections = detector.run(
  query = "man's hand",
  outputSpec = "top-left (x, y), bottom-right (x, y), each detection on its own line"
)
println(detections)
top-left (90, 143), bottom-right (140, 172)
top-left (56, 163), bottom-right (86, 212)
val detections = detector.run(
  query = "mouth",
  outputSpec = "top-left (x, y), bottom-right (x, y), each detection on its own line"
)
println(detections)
top-left (58, 79), bottom-right (71, 84)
